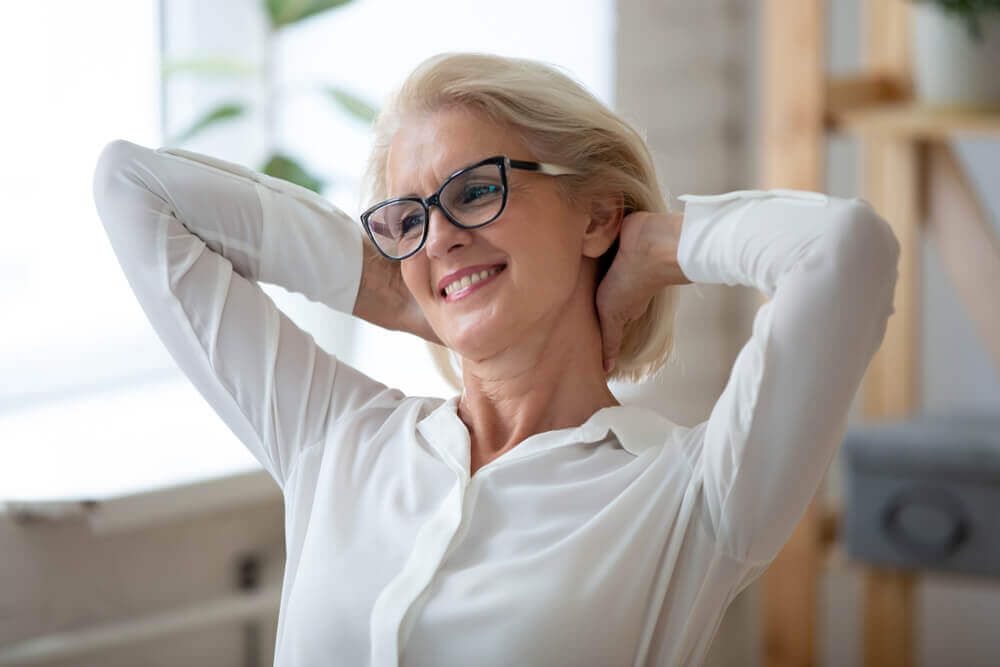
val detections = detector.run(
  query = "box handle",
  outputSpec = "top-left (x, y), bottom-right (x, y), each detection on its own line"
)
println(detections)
top-left (880, 486), bottom-right (969, 562)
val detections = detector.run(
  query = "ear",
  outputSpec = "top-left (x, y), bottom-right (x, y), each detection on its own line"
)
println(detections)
top-left (581, 192), bottom-right (625, 259)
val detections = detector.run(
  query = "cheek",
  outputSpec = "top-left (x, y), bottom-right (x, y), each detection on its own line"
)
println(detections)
top-left (493, 236), bottom-right (580, 321)
top-left (513, 210), bottom-right (584, 284)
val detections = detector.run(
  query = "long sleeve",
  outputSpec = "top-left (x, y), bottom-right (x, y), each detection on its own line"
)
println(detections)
top-left (675, 188), bottom-right (900, 564)
top-left (91, 139), bottom-right (389, 491)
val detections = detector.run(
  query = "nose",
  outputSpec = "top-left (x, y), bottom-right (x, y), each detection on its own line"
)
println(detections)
top-left (424, 205), bottom-right (473, 259)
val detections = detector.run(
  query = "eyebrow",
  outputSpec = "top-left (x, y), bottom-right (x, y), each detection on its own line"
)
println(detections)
top-left (389, 157), bottom-right (486, 199)
top-left (386, 184), bottom-right (420, 200)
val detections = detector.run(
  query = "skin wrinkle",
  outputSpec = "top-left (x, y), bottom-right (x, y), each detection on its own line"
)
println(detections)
top-left (386, 107), bottom-right (624, 475)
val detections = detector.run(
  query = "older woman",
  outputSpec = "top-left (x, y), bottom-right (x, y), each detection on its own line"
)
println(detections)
top-left (92, 53), bottom-right (899, 666)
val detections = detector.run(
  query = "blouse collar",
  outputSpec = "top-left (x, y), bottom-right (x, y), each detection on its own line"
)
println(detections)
top-left (416, 395), bottom-right (675, 479)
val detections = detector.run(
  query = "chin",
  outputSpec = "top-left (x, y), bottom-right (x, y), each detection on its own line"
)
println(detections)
top-left (440, 316), bottom-right (514, 363)
top-left (444, 331), bottom-right (504, 363)
top-left (432, 292), bottom-right (508, 342)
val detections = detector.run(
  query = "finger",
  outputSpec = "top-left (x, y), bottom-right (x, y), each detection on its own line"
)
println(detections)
top-left (600, 315), bottom-right (624, 373)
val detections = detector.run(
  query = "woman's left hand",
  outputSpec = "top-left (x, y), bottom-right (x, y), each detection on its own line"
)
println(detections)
top-left (596, 210), bottom-right (691, 373)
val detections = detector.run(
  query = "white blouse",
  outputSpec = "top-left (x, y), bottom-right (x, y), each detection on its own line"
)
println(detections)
top-left (91, 139), bottom-right (900, 667)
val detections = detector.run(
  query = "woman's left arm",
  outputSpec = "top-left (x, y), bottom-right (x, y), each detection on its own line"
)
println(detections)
top-left (601, 190), bottom-right (900, 564)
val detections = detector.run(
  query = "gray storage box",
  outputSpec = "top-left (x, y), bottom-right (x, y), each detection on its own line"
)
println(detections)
top-left (842, 412), bottom-right (1000, 578)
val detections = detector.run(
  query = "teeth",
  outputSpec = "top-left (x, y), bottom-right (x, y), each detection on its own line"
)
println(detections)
top-left (443, 266), bottom-right (503, 296)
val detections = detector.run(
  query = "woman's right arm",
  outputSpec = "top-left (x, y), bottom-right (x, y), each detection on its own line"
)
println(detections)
top-left (92, 139), bottom-right (400, 491)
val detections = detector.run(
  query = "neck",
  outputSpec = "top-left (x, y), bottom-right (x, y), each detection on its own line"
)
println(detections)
top-left (456, 270), bottom-right (619, 472)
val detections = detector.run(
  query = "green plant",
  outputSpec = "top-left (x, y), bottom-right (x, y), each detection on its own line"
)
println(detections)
top-left (162, 0), bottom-right (378, 193)
top-left (912, 0), bottom-right (1000, 41)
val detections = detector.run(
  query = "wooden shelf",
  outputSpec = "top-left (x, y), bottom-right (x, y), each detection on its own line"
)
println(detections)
top-left (761, 3), bottom-right (960, 666)
top-left (826, 102), bottom-right (1000, 138)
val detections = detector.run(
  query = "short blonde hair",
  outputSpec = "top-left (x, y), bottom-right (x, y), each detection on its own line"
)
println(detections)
top-left (361, 52), bottom-right (680, 386)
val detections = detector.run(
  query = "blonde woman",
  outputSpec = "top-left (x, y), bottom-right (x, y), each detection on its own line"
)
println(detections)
top-left (92, 52), bottom-right (899, 666)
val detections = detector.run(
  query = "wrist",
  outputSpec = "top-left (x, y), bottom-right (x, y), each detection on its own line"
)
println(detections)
top-left (354, 241), bottom-right (397, 328)
top-left (648, 212), bottom-right (690, 287)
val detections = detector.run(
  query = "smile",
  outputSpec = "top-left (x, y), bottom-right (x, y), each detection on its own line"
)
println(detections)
top-left (441, 265), bottom-right (506, 300)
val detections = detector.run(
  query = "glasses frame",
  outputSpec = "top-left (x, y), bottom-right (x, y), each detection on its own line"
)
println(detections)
top-left (359, 155), bottom-right (579, 261)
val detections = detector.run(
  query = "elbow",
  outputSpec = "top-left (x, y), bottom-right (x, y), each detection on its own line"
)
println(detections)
top-left (822, 199), bottom-right (902, 334)
top-left (830, 198), bottom-right (901, 287)
top-left (92, 139), bottom-right (143, 214)
top-left (845, 199), bottom-right (901, 266)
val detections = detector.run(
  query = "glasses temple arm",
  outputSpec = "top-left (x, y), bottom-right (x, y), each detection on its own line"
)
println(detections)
top-left (509, 159), bottom-right (580, 176)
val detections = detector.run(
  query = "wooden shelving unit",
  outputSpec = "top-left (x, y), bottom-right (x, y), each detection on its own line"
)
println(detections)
top-left (828, 101), bottom-right (1000, 137)
top-left (758, 2), bottom-right (1000, 667)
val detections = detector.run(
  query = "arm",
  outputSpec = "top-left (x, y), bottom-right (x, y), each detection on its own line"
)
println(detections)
top-left (675, 189), bottom-right (900, 563)
top-left (91, 140), bottom-right (397, 490)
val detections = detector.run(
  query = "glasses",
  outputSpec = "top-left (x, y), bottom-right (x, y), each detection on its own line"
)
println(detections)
top-left (360, 155), bottom-right (580, 260)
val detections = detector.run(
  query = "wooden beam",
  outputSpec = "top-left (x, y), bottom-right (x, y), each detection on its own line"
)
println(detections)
top-left (861, 138), bottom-right (923, 419)
top-left (819, 504), bottom-right (839, 549)
top-left (926, 142), bottom-right (1000, 376)
top-left (864, 567), bottom-right (917, 667)
top-left (760, 0), bottom-right (825, 191)
top-left (759, 2), bottom-right (825, 667)
top-left (828, 104), bottom-right (1000, 138)
top-left (865, 0), bottom-right (914, 95)
top-left (763, 499), bottom-right (822, 667)
top-left (861, 3), bottom-right (920, 667)
top-left (825, 73), bottom-right (909, 114)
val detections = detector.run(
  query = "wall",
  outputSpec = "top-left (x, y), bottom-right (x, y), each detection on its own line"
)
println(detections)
top-left (0, 473), bottom-right (285, 666)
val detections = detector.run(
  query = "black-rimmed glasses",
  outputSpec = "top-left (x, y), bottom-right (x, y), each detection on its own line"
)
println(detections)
top-left (360, 155), bottom-right (580, 260)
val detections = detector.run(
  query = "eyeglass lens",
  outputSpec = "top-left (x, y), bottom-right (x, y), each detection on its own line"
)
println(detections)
top-left (367, 162), bottom-right (505, 258)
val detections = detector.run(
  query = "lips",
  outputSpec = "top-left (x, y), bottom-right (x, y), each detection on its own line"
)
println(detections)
top-left (437, 263), bottom-right (507, 297)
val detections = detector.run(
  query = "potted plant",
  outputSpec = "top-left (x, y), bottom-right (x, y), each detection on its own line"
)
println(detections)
top-left (910, 0), bottom-right (1000, 108)
top-left (162, 0), bottom-right (377, 193)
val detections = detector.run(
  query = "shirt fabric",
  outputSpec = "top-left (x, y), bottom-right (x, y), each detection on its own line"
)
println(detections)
top-left (91, 140), bottom-right (900, 666)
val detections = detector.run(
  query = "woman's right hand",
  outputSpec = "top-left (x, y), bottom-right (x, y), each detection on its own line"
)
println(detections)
top-left (353, 239), bottom-right (442, 345)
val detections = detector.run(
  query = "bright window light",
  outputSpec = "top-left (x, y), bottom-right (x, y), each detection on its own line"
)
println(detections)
top-left (0, 0), bottom-right (614, 502)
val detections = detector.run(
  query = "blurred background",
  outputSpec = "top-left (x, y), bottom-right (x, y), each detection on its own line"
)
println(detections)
top-left (1, 1), bottom-right (999, 665)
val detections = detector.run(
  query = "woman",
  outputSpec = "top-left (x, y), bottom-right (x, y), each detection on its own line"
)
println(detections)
top-left (92, 53), bottom-right (899, 666)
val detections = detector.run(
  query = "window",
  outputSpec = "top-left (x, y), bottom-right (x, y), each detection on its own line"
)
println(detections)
top-left (0, 0), bottom-right (614, 502)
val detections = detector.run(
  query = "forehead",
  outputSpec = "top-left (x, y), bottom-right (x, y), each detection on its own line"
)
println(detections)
top-left (386, 107), bottom-right (531, 196)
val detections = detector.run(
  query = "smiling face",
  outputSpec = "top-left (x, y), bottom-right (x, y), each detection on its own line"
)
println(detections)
top-left (386, 106), bottom-right (602, 364)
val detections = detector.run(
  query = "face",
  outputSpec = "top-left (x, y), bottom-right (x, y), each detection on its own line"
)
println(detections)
top-left (385, 106), bottom-right (604, 363)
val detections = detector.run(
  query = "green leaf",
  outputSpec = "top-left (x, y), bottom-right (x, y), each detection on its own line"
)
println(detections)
top-left (325, 86), bottom-right (378, 124)
top-left (161, 57), bottom-right (260, 78)
top-left (910, 0), bottom-right (1000, 42)
top-left (169, 102), bottom-right (248, 145)
top-left (261, 153), bottom-right (325, 193)
top-left (263, 0), bottom-right (355, 28)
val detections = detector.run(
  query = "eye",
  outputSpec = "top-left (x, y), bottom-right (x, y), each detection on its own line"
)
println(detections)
top-left (399, 212), bottom-right (424, 236)
top-left (461, 183), bottom-right (501, 205)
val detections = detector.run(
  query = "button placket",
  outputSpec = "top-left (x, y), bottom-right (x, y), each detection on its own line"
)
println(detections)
top-left (397, 475), bottom-right (484, 655)
top-left (369, 472), bottom-right (468, 667)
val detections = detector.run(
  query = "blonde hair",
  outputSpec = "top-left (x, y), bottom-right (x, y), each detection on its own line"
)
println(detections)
top-left (361, 52), bottom-right (681, 387)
